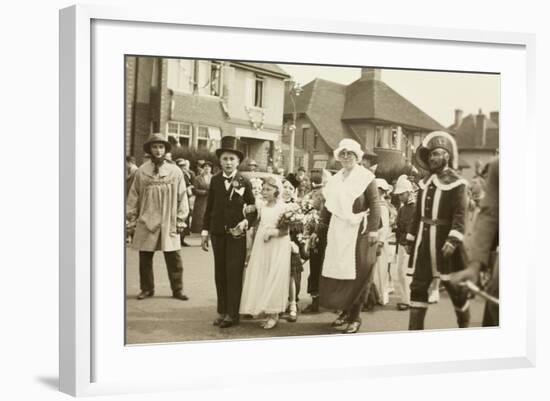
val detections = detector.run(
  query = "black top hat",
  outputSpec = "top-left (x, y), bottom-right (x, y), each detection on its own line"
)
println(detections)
top-left (215, 136), bottom-right (244, 161)
top-left (143, 133), bottom-right (172, 155)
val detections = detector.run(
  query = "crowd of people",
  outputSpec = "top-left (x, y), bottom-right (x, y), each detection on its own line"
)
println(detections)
top-left (125, 131), bottom-right (499, 334)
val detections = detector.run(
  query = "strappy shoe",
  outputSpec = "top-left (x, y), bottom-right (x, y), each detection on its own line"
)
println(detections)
top-left (331, 312), bottom-right (349, 327)
top-left (263, 317), bottom-right (279, 329)
top-left (343, 321), bottom-right (361, 334)
top-left (287, 303), bottom-right (298, 323)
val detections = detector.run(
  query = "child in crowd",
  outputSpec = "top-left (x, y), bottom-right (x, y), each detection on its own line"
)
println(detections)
top-left (372, 178), bottom-right (393, 306)
top-left (301, 169), bottom-right (327, 314)
top-left (280, 179), bottom-right (307, 322)
top-left (393, 175), bottom-right (416, 311)
top-left (239, 177), bottom-right (292, 329)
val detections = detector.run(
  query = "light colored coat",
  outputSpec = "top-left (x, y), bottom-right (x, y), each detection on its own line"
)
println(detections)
top-left (126, 160), bottom-right (189, 252)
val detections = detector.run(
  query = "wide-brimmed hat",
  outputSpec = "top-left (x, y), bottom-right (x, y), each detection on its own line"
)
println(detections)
top-left (393, 174), bottom-right (413, 194)
top-left (215, 136), bottom-right (244, 161)
top-left (414, 131), bottom-right (458, 170)
top-left (143, 133), bottom-right (171, 155)
top-left (333, 139), bottom-right (364, 160)
top-left (376, 178), bottom-right (392, 193)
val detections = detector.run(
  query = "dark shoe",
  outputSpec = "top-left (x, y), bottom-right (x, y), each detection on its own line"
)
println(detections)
top-left (343, 321), bottom-right (361, 334)
top-left (219, 319), bottom-right (236, 329)
top-left (181, 241), bottom-right (190, 247)
top-left (172, 291), bottom-right (189, 301)
top-left (408, 307), bottom-right (427, 330)
top-left (302, 297), bottom-right (320, 314)
top-left (331, 312), bottom-right (349, 327)
top-left (136, 290), bottom-right (154, 300)
top-left (397, 303), bottom-right (410, 311)
top-left (456, 308), bottom-right (471, 328)
top-left (213, 315), bottom-right (225, 326)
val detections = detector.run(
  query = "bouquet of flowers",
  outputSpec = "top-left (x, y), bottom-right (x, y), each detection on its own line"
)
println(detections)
top-left (276, 201), bottom-right (303, 231)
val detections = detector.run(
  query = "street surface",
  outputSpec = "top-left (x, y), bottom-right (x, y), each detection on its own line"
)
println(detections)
top-left (125, 234), bottom-right (485, 344)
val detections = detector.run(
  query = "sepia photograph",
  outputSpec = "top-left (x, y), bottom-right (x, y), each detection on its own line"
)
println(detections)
top-left (124, 57), bottom-right (499, 344)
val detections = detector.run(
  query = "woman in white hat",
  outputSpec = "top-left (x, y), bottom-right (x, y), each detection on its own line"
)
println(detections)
top-left (318, 139), bottom-right (381, 334)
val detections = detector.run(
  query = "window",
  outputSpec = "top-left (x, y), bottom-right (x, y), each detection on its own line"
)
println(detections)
top-left (166, 121), bottom-right (191, 148)
top-left (166, 59), bottom-right (194, 93)
top-left (375, 126), bottom-right (385, 148)
top-left (197, 126), bottom-right (209, 150)
top-left (313, 131), bottom-right (319, 150)
top-left (254, 75), bottom-right (264, 108)
top-left (390, 126), bottom-right (401, 149)
top-left (210, 62), bottom-right (222, 97)
top-left (302, 127), bottom-right (309, 149)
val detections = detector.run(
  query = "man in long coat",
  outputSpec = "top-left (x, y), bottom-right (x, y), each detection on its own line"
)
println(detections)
top-left (126, 133), bottom-right (190, 301)
top-left (407, 131), bottom-right (470, 329)
top-left (201, 136), bottom-right (257, 328)
top-left (450, 157), bottom-right (499, 326)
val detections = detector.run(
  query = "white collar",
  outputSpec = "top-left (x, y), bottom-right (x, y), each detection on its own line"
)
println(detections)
top-left (222, 170), bottom-right (237, 179)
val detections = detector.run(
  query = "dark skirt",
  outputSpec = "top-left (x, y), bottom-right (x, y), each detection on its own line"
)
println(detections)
top-left (191, 195), bottom-right (208, 233)
top-left (319, 228), bottom-right (378, 311)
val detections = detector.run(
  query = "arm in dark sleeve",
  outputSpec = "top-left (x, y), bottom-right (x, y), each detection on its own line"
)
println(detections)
top-left (446, 183), bottom-right (467, 247)
top-left (364, 180), bottom-right (381, 233)
top-left (202, 177), bottom-right (215, 232)
top-left (407, 192), bottom-right (422, 242)
top-left (243, 178), bottom-right (258, 227)
top-left (316, 206), bottom-right (331, 243)
top-left (397, 203), bottom-right (416, 245)
top-left (469, 160), bottom-right (499, 267)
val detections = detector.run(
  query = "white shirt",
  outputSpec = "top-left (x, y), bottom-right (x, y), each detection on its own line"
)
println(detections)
top-left (222, 171), bottom-right (237, 191)
top-left (201, 170), bottom-right (241, 237)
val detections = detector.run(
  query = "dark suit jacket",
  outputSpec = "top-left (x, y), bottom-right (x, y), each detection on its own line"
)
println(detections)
top-left (202, 172), bottom-right (257, 235)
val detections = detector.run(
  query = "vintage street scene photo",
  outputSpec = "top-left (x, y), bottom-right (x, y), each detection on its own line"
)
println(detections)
top-left (125, 57), bottom-right (499, 344)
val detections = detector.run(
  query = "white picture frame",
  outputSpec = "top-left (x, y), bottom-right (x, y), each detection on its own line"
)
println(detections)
top-left (59, 4), bottom-right (536, 397)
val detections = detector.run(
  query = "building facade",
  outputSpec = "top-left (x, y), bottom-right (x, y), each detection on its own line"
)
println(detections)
top-left (282, 68), bottom-right (445, 177)
top-left (449, 108), bottom-right (499, 181)
top-left (126, 57), bottom-right (290, 167)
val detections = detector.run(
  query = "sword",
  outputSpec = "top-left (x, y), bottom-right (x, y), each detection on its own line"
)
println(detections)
top-left (463, 280), bottom-right (499, 305)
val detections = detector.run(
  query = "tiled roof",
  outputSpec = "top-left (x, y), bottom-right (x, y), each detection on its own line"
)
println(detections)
top-left (284, 79), bottom-right (360, 149)
top-left (342, 79), bottom-right (445, 131)
top-left (449, 114), bottom-right (499, 149)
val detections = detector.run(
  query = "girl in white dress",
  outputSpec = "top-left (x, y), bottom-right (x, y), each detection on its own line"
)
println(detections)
top-left (240, 177), bottom-right (292, 329)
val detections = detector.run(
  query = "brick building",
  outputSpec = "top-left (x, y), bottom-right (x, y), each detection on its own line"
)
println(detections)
top-left (282, 68), bottom-right (444, 175)
top-left (125, 56), bottom-right (290, 167)
top-left (448, 108), bottom-right (499, 181)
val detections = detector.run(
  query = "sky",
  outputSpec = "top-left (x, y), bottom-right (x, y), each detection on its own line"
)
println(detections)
top-left (278, 63), bottom-right (500, 128)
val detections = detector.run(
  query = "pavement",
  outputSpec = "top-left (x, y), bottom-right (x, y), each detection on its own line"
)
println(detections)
top-left (125, 234), bottom-right (485, 344)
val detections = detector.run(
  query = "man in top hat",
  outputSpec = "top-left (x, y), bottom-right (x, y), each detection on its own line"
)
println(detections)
top-left (201, 136), bottom-right (257, 328)
top-left (126, 133), bottom-right (190, 301)
top-left (406, 131), bottom-right (470, 329)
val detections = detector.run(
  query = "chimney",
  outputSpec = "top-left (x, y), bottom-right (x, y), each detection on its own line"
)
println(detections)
top-left (361, 68), bottom-right (381, 81)
top-left (476, 109), bottom-right (487, 146)
top-left (454, 109), bottom-right (463, 128)
top-left (490, 111), bottom-right (499, 126)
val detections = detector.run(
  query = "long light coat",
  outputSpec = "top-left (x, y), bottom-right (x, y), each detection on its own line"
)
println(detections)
top-left (126, 160), bottom-right (189, 252)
